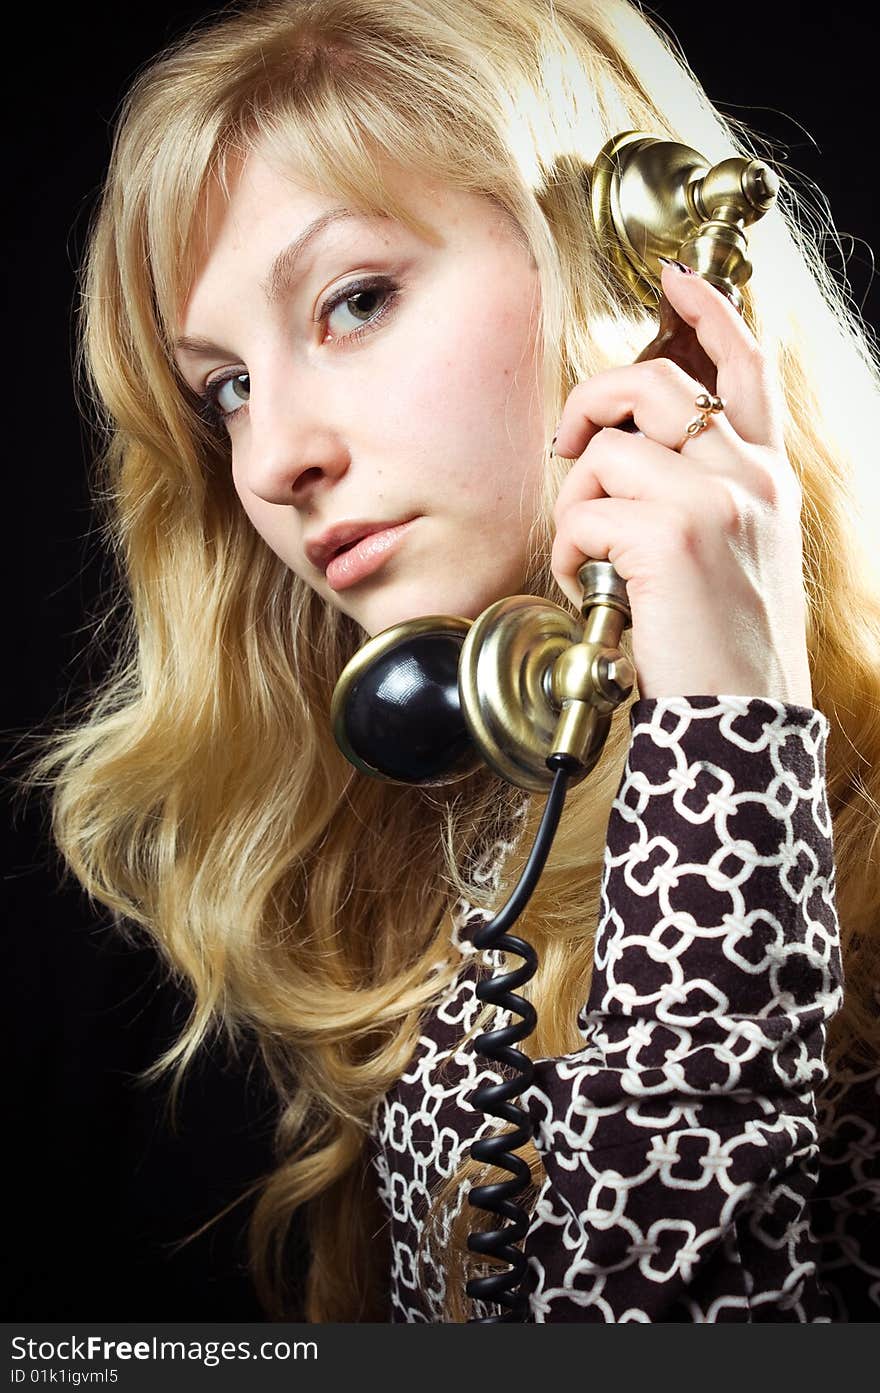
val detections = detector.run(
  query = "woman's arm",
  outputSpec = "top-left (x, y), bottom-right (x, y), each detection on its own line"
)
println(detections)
top-left (523, 694), bottom-right (844, 1321)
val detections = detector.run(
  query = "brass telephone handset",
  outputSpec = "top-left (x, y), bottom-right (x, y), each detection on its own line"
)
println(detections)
top-left (330, 132), bottom-right (779, 1322)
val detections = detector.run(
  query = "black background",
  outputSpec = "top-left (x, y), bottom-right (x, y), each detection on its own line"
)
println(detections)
top-left (4, 2), bottom-right (877, 1321)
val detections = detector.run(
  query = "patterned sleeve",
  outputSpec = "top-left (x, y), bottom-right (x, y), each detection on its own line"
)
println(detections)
top-left (521, 695), bottom-right (844, 1322)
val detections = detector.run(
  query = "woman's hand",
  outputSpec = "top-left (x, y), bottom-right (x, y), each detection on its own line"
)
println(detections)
top-left (550, 261), bottom-right (813, 706)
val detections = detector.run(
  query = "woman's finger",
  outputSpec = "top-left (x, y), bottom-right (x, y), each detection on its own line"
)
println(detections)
top-left (553, 265), bottom-right (784, 463)
top-left (550, 494), bottom-right (687, 608)
top-left (653, 263), bottom-right (786, 448)
top-left (552, 426), bottom-right (746, 528)
top-left (552, 358), bottom-right (740, 469)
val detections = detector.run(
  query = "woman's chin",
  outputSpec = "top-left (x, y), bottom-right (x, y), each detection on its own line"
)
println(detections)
top-left (357, 583), bottom-right (498, 638)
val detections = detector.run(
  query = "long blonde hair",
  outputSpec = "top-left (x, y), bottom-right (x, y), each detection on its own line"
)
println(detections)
top-left (28, 0), bottom-right (880, 1322)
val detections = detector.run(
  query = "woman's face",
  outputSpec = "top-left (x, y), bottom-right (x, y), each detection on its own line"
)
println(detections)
top-left (175, 150), bottom-right (548, 637)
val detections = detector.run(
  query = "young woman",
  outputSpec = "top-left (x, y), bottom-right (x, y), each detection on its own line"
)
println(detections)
top-left (34, 0), bottom-right (879, 1322)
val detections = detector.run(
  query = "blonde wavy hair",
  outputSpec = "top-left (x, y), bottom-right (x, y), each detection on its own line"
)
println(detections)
top-left (28, 0), bottom-right (880, 1323)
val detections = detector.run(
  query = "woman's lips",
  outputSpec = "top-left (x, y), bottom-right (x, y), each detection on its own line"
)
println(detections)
top-left (325, 518), bottom-right (418, 591)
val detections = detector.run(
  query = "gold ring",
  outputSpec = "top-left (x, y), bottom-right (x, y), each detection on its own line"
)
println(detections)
top-left (675, 391), bottom-right (724, 451)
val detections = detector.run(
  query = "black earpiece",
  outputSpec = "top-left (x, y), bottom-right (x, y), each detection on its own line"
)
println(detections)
top-left (331, 616), bottom-right (485, 785)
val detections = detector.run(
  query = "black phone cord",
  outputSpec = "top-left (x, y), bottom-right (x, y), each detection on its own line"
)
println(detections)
top-left (465, 751), bottom-right (579, 1324)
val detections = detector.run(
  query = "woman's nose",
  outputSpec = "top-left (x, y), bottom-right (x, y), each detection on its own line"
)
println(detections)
top-left (240, 409), bottom-right (352, 508)
top-left (246, 449), bottom-right (350, 507)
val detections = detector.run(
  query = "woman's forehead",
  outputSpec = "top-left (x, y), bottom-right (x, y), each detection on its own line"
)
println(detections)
top-left (178, 145), bottom-right (521, 321)
top-left (185, 145), bottom-right (428, 271)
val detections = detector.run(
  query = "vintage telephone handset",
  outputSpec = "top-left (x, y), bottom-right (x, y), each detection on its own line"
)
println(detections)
top-left (330, 132), bottom-right (779, 1322)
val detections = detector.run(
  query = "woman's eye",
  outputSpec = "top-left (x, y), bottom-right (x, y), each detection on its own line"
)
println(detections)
top-left (323, 281), bottom-right (395, 340)
top-left (208, 372), bottom-right (250, 418)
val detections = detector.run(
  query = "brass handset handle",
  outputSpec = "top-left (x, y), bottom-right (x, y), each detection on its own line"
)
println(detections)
top-left (330, 133), bottom-right (778, 792)
top-left (590, 131), bottom-right (778, 314)
top-left (550, 133), bottom-right (778, 773)
top-left (541, 557), bottom-right (634, 767)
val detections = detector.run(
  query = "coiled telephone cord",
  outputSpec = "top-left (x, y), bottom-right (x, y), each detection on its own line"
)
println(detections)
top-left (466, 751), bottom-right (578, 1323)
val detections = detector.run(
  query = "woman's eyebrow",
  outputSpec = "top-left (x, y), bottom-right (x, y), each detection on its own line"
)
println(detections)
top-left (174, 207), bottom-right (391, 359)
top-left (261, 207), bottom-right (390, 306)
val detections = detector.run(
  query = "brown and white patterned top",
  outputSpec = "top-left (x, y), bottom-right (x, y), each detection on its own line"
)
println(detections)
top-left (368, 696), bottom-right (879, 1322)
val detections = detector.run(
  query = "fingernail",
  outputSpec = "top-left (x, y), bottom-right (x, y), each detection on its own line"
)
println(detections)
top-left (658, 255), bottom-right (696, 275)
